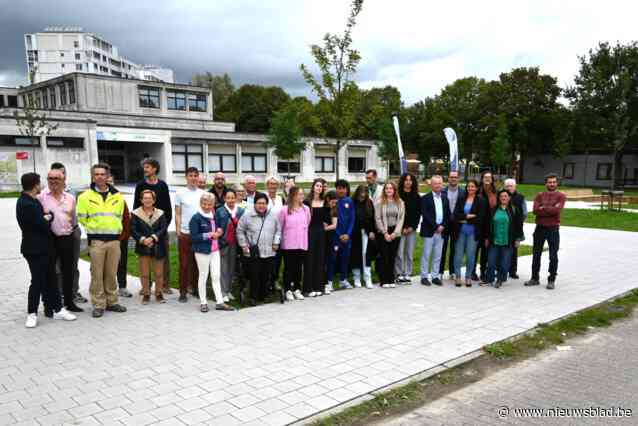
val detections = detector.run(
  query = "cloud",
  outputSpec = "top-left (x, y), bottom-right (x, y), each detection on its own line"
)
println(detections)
top-left (0, 0), bottom-right (636, 105)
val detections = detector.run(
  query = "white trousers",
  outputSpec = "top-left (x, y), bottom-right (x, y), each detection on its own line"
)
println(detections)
top-left (194, 251), bottom-right (223, 305)
top-left (352, 229), bottom-right (372, 283)
top-left (421, 233), bottom-right (444, 279)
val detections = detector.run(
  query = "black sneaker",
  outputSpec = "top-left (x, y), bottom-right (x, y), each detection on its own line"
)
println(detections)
top-left (494, 281), bottom-right (502, 289)
top-left (432, 278), bottom-right (443, 286)
top-left (66, 303), bottom-right (84, 313)
top-left (105, 304), bottom-right (127, 313)
top-left (510, 273), bottom-right (519, 279)
top-left (524, 279), bottom-right (540, 286)
top-left (44, 307), bottom-right (53, 318)
top-left (471, 272), bottom-right (479, 281)
top-left (420, 278), bottom-right (431, 286)
top-left (178, 294), bottom-right (188, 303)
top-left (74, 293), bottom-right (88, 304)
top-left (547, 280), bottom-right (555, 290)
top-left (92, 308), bottom-right (104, 318)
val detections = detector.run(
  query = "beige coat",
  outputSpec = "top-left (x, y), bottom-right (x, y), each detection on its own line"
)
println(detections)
top-left (374, 199), bottom-right (405, 238)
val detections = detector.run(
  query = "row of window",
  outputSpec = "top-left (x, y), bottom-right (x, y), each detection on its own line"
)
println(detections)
top-left (139, 86), bottom-right (208, 112)
top-left (562, 162), bottom-right (633, 181)
top-left (24, 81), bottom-right (75, 109)
top-left (171, 144), bottom-right (365, 174)
top-left (0, 135), bottom-right (84, 148)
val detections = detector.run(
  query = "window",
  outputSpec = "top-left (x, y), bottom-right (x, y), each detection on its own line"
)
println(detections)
top-left (75, 53), bottom-right (81, 60)
top-left (348, 157), bottom-right (366, 173)
top-left (277, 161), bottom-right (300, 174)
top-left (172, 144), bottom-right (203, 173)
top-left (67, 82), bottom-right (75, 104)
top-left (34, 92), bottom-right (41, 108)
top-left (596, 163), bottom-right (612, 180)
top-left (7, 95), bottom-right (18, 108)
top-left (27, 93), bottom-right (33, 107)
top-left (563, 162), bottom-right (575, 180)
top-left (61, 64), bottom-right (65, 69)
top-left (0, 96), bottom-right (4, 108)
top-left (74, 41), bottom-right (79, 48)
top-left (42, 90), bottom-right (48, 109)
top-left (75, 64), bottom-right (82, 71)
top-left (93, 51), bottom-right (100, 60)
top-left (315, 156), bottom-right (335, 173)
top-left (167, 91), bottom-right (186, 110)
top-left (242, 154), bottom-right (267, 173)
top-left (208, 154), bottom-right (236, 173)
top-left (138, 86), bottom-right (160, 108)
top-left (188, 93), bottom-right (207, 112)
top-left (59, 83), bottom-right (67, 105)
top-left (60, 52), bottom-right (64, 58)
top-left (46, 137), bottom-right (83, 148)
top-left (15, 136), bottom-right (40, 146)
top-left (102, 55), bottom-right (107, 62)
top-left (49, 88), bottom-right (56, 108)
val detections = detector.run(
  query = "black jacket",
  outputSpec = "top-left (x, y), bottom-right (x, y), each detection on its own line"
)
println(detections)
top-left (209, 185), bottom-right (229, 210)
top-left (130, 207), bottom-right (168, 259)
top-left (133, 179), bottom-right (173, 225)
top-left (419, 192), bottom-right (450, 238)
top-left (16, 193), bottom-right (53, 256)
top-left (354, 199), bottom-right (376, 234)
top-left (400, 191), bottom-right (421, 231)
top-left (452, 194), bottom-right (488, 241)
top-left (486, 205), bottom-right (524, 247)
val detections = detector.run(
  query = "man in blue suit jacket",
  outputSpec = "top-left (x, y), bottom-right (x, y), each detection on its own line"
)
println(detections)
top-left (440, 171), bottom-right (466, 279)
top-left (419, 175), bottom-right (449, 286)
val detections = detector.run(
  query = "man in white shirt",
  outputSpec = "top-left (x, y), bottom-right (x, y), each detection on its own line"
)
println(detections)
top-left (244, 175), bottom-right (259, 209)
top-left (419, 175), bottom-right (450, 286)
top-left (265, 176), bottom-right (284, 215)
top-left (175, 167), bottom-right (205, 302)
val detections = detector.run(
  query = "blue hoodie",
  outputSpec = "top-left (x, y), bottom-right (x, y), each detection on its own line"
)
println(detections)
top-left (336, 196), bottom-right (355, 244)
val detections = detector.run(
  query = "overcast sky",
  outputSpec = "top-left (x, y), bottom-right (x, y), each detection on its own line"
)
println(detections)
top-left (0, 0), bottom-right (635, 105)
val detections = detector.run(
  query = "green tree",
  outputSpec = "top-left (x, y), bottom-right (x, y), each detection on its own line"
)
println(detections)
top-left (216, 84), bottom-right (291, 132)
top-left (289, 96), bottom-right (323, 137)
top-left (265, 102), bottom-right (306, 177)
top-left (490, 115), bottom-right (511, 174)
top-left (14, 104), bottom-right (58, 172)
top-left (300, 0), bottom-right (364, 180)
top-left (191, 72), bottom-right (235, 120)
top-left (566, 41), bottom-right (638, 188)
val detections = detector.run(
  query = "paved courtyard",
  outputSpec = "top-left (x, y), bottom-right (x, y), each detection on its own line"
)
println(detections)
top-left (1, 197), bottom-right (637, 426)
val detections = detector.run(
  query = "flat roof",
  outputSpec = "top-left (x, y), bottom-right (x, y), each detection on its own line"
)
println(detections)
top-left (20, 72), bottom-right (209, 92)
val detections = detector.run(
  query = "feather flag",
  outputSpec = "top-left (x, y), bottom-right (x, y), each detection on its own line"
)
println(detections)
top-left (393, 115), bottom-right (408, 174)
top-left (443, 127), bottom-right (459, 172)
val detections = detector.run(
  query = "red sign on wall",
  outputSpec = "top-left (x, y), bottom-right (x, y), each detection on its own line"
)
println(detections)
top-left (16, 152), bottom-right (29, 160)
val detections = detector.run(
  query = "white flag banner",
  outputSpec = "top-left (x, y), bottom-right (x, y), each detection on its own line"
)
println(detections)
top-left (443, 127), bottom-right (459, 172)
top-left (393, 116), bottom-right (408, 174)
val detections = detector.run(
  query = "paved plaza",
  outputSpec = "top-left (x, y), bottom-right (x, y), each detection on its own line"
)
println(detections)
top-left (1, 198), bottom-right (637, 425)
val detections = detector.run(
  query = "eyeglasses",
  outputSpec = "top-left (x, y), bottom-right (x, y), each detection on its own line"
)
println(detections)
top-left (47, 177), bottom-right (62, 181)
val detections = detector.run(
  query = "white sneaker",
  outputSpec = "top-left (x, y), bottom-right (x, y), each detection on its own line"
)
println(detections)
top-left (365, 281), bottom-right (374, 289)
top-left (285, 290), bottom-right (295, 301)
top-left (340, 280), bottom-right (353, 290)
top-left (53, 308), bottom-right (77, 321)
top-left (353, 280), bottom-right (362, 288)
top-left (324, 285), bottom-right (332, 295)
top-left (293, 290), bottom-right (305, 300)
top-left (389, 283), bottom-right (396, 288)
top-left (223, 295), bottom-right (230, 303)
top-left (228, 293), bottom-right (235, 301)
top-left (25, 314), bottom-right (37, 328)
top-left (381, 284), bottom-right (389, 288)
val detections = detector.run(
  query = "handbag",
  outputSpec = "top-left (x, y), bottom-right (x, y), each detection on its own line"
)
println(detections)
top-left (248, 213), bottom-right (267, 259)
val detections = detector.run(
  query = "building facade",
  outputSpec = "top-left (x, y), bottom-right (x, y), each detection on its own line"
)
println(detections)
top-left (522, 153), bottom-right (638, 188)
top-left (0, 73), bottom-right (385, 190)
top-left (24, 27), bottom-right (174, 84)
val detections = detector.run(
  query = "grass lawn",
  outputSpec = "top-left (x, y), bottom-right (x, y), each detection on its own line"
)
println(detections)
top-left (527, 208), bottom-right (638, 232)
top-left (0, 191), bottom-right (20, 198)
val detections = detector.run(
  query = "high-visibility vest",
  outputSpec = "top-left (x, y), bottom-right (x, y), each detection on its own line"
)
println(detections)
top-left (77, 186), bottom-right (125, 238)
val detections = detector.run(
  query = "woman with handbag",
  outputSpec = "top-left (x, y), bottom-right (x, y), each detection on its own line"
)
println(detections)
top-left (237, 193), bottom-right (281, 305)
top-left (279, 186), bottom-right (311, 301)
top-left (189, 193), bottom-right (235, 312)
top-left (130, 189), bottom-right (168, 304)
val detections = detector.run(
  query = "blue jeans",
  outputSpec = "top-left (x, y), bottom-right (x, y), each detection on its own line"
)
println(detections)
top-left (454, 233), bottom-right (478, 279)
top-left (327, 241), bottom-right (351, 283)
top-left (487, 245), bottom-right (513, 283)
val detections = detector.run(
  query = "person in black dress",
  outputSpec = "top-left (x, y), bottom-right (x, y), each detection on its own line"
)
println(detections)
top-left (303, 179), bottom-right (332, 297)
top-left (323, 190), bottom-right (339, 295)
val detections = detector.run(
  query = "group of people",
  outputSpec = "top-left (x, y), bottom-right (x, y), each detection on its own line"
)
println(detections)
top-left (16, 160), bottom-right (566, 328)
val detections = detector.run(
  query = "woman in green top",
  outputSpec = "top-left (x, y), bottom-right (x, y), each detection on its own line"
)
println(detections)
top-left (485, 190), bottom-right (524, 288)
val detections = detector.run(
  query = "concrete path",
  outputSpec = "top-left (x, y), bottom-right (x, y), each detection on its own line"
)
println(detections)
top-left (381, 310), bottom-right (638, 425)
top-left (0, 197), bottom-right (637, 425)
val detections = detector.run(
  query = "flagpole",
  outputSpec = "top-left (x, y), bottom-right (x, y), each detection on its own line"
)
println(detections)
top-left (392, 114), bottom-right (407, 175)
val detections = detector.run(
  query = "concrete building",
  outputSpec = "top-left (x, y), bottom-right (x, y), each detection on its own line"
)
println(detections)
top-left (0, 73), bottom-right (384, 190)
top-left (522, 152), bottom-right (638, 188)
top-left (24, 27), bottom-right (174, 84)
